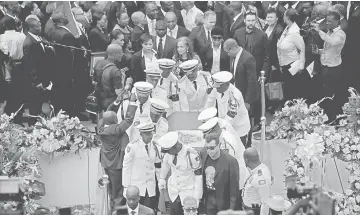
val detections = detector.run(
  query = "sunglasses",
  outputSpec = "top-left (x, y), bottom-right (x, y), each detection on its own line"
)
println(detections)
top-left (212, 36), bottom-right (222, 40)
top-left (161, 148), bottom-right (170, 153)
top-left (205, 144), bottom-right (219, 151)
top-left (246, 9), bottom-right (257, 15)
top-left (224, 47), bottom-right (233, 54)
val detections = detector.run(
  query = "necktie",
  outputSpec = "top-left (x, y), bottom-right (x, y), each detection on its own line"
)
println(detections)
top-left (169, 30), bottom-right (173, 38)
top-left (207, 30), bottom-right (211, 42)
top-left (173, 154), bottom-right (178, 165)
top-left (193, 81), bottom-right (197, 90)
top-left (152, 20), bottom-right (156, 35)
top-left (140, 104), bottom-right (143, 113)
top-left (131, 211), bottom-right (136, 215)
top-left (221, 93), bottom-right (224, 98)
top-left (145, 144), bottom-right (149, 154)
top-left (158, 38), bottom-right (163, 57)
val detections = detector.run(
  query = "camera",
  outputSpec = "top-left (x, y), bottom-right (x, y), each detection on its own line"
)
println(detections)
top-left (168, 94), bottom-right (179, 101)
top-left (287, 186), bottom-right (318, 199)
top-left (0, 177), bottom-right (24, 215)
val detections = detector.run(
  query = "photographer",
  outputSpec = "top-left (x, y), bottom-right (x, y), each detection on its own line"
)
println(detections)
top-left (284, 192), bottom-right (335, 215)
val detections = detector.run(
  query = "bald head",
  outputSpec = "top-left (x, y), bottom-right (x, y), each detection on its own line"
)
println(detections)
top-left (52, 11), bottom-right (68, 25)
top-left (313, 4), bottom-right (328, 19)
top-left (106, 44), bottom-right (123, 55)
top-left (165, 11), bottom-right (177, 29)
top-left (145, 2), bottom-right (158, 20)
top-left (223, 38), bottom-right (239, 50)
top-left (244, 147), bottom-right (260, 163)
top-left (126, 186), bottom-right (140, 199)
top-left (102, 111), bottom-right (118, 125)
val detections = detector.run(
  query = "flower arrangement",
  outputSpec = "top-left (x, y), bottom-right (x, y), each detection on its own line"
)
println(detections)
top-left (268, 98), bottom-right (328, 142)
top-left (0, 110), bottom-right (96, 214)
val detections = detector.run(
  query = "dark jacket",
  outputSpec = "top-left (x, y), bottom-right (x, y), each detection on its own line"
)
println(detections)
top-left (151, 35), bottom-right (177, 59)
top-left (264, 23), bottom-right (284, 69)
top-left (98, 103), bottom-right (137, 170)
top-left (200, 149), bottom-right (239, 211)
top-left (175, 25), bottom-right (191, 39)
top-left (202, 43), bottom-right (230, 72)
top-left (157, 7), bottom-right (185, 27)
top-left (231, 48), bottom-right (258, 104)
top-left (129, 50), bottom-right (147, 83)
top-left (131, 25), bottom-right (147, 53)
top-left (234, 27), bottom-right (270, 76)
top-left (228, 12), bottom-right (245, 39)
top-left (89, 26), bottom-right (110, 52)
top-left (188, 25), bottom-right (212, 64)
top-left (112, 204), bottom-right (154, 215)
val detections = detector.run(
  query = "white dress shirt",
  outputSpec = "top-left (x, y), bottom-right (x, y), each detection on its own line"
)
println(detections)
top-left (147, 16), bottom-right (157, 35)
top-left (156, 35), bottom-right (167, 50)
top-left (204, 26), bottom-right (212, 42)
top-left (233, 48), bottom-right (243, 75)
top-left (167, 25), bottom-right (179, 38)
top-left (0, 30), bottom-right (26, 60)
top-left (127, 204), bottom-right (139, 215)
top-left (211, 44), bottom-right (221, 74)
top-left (181, 5), bottom-right (204, 31)
top-left (142, 50), bottom-right (158, 69)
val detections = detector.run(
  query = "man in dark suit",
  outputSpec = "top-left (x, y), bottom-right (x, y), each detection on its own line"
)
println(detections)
top-left (165, 11), bottom-right (190, 39)
top-left (0, 1), bottom-right (22, 34)
top-left (49, 11), bottom-right (80, 115)
top-left (203, 26), bottom-right (230, 73)
top-left (131, 11), bottom-right (149, 53)
top-left (227, 1), bottom-right (245, 39)
top-left (260, 1), bottom-right (286, 24)
top-left (158, 1), bottom-right (185, 27)
top-left (124, 1), bottom-right (145, 27)
top-left (189, 10), bottom-right (217, 64)
top-left (22, 18), bottom-right (52, 125)
top-left (214, 1), bottom-right (228, 28)
top-left (152, 20), bottom-right (176, 59)
top-left (99, 95), bottom-right (138, 210)
top-left (200, 132), bottom-right (239, 215)
top-left (113, 186), bottom-right (155, 215)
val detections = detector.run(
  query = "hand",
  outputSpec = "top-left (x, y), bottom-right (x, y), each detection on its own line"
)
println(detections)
top-left (158, 178), bottom-right (166, 190)
top-left (130, 92), bottom-right (137, 102)
top-left (36, 83), bottom-right (45, 91)
top-left (245, 103), bottom-right (250, 110)
top-left (309, 192), bottom-right (335, 215)
top-left (311, 23), bottom-right (320, 32)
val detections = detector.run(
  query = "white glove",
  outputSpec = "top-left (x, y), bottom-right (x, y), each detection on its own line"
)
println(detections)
top-left (158, 179), bottom-right (166, 190)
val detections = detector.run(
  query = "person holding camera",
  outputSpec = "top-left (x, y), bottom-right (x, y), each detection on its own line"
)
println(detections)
top-left (242, 147), bottom-right (271, 215)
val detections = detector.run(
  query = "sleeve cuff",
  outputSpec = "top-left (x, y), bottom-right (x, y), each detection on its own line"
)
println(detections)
top-left (129, 102), bottom-right (138, 106)
top-left (113, 101), bottom-right (121, 106)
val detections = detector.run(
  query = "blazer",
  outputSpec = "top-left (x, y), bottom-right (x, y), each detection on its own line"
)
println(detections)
top-left (229, 13), bottom-right (245, 39)
top-left (131, 25), bottom-right (147, 53)
top-left (113, 204), bottom-right (154, 215)
top-left (340, 17), bottom-right (349, 33)
top-left (151, 35), bottom-right (177, 59)
top-left (89, 26), bottom-right (110, 52)
top-left (129, 50), bottom-right (147, 83)
top-left (98, 103), bottom-right (137, 170)
top-left (264, 23), bottom-right (284, 69)
top-left (157, 7), bottom-right (185, 27)
top-left (202, 44), bottom-right (230, 72)
top-left (200, 149), bottom-right (239, 210)
top-left (231, 48), bottom-right (258, 105)
top-left (188, 25), bottom-right (212, 64)
top-left (234, 27), bottom-right (270, 75)
top-left (176, 25), bottom-right (191, 39)
top-left (22, 33), bottom-right (51, 90)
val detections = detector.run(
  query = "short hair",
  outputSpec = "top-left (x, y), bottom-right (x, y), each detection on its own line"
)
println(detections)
top-left (92, 13), bottom-right (104, 25)
top-left (302, 1), bottom-right (315, 6)
top-left (116, 10), bottom-right (128, 19)
top-left (284, 8), bottom-right (298, 23)
top-left (223, 38), bottom-right (239, 50)
top-left (83, 2), bottom-right (94, 12)
top-left (51, 11), bottom-right (66, 24)
top-left (203, 10), bottom-right (216, 20)
top-left (195, 13), bottom-right (204, 26)
top-left (3, 16), bottom-right (16, 31)
top-left (211, 26), bottom-right (223, 36)
top-left (110, 29), bottom-right (124, 41)
top-left (45, 2), bottom-right (57, 15)
top-left (266, 8), bottom-right (279, 18)
top-left (204, 132), bottom-right (220, 144)
top-left (140, 33), bottom-right (152, 44)
top-left (331, 4), bottom-right (346, 17)
top-left (327, 10), bottom-right (341, 21)
top-left (131, 11), bottom-right (144, 25)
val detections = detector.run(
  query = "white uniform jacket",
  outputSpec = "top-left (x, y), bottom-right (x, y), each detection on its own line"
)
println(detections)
top-left (243, 163), bottom-right (271, 215)
top-left (205, 84), bottom-right (250, 137)
top-left (123, 139), bottom-right (162, 197)
top-left (153, 117), bottom-right (169, 142)
top-left (153, 73), bottom-right (180, 116)
top-left (178, 71), bottom-right (212, 112)
top-left (160, 145), bottom-right (203, 204)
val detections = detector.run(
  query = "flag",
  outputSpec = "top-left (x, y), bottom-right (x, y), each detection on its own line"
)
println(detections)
top-left (54, 1), bottom-right (80, 38)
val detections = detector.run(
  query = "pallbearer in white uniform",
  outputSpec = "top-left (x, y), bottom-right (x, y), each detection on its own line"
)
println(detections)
top-left (204, 71), bottom-right (251, 145)
top-left (144, 63), bottom-right (163, 93)
top-left (157, 132), bottom-right (203, 215)
top-left (117, 81), bottom-right (153, 142)
top-left (122, 114), bottom-right (162, 211)
top-left (149, 98), bottom-right (169, 142)
top-left (178, 59), bottom-right (212, 112)
top-left (156, 58), bottom-right (180, 116)
top-left (197, 116), bottom-right (249, 190)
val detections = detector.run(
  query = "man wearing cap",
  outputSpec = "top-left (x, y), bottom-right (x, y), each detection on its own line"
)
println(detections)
top-left (117, 81), bottom-right (154, 142)
top-left (199, 132), bottom-right (239, 215)
top-left (149, 98), bottom-right (169, 142)
top-left (183, 196), bottom-right (199, 215)
top-left (157, 132), bottom-right (203, 215)
top-left (98, 93), bottom-right (138, 209)
top-left (198, 117), bottom-right (248, 193)
top-left (122, 114), bottom-right (162, 212)
top-left (144, 63), bottom-right (163, 89)
top-left (204, 71), bottom-right (251, 147)
top-left (178, 59), bottom-right (212, 112)
top-left (156, 58), bottom-right (180, 115)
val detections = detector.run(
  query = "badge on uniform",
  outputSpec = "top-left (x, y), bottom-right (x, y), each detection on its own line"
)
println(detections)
top-left (258, 169), bottom-right (263, 176)
top-left (126, 146), bottom-right (131, 153)
top-left (258, 180), bottom-right (266, 185)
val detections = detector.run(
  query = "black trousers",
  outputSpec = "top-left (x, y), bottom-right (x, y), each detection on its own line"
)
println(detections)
top-left (281, 63), bottom-right (302, 101)
top-left (205, 192), bottom-right (219, 215)
top-left (104, 168), bottom-right (124, 208)
top-left (170, 196), bottom-right (184, 215)
top-left (140, 190), bottom-right (157, 212)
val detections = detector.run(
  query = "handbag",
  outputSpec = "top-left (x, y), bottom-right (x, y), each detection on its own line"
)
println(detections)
top-left (265, 68), bottom-right (284, 101)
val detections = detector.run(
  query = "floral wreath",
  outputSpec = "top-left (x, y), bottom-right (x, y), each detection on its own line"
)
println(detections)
top-left (268, 88), bottom-right (360, 214)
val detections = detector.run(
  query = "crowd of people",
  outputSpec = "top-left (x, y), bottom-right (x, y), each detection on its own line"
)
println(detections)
top-left (1, 1), bottom-right (359, 215)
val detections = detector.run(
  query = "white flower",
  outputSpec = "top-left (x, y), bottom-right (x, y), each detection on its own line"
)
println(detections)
top-left (346, 189), bottom-right (353, 196)
top-left (348, 197), bottom-right (356, 204)
top-left (351, 145), bottom-right (357, 151)
top-left (344, 137), bottom-right (350, 143)
top-left (346, 154), bottom-right (352, 161)
top-left (297, 167), bottom-right (304, 175)
top-left (343, 147), bottom-right (351, 154)
top-left (344, 208), bottom-right (350, 215)
top-left (354, 205), bottom-right (360, 212)
top-left (356, 195), bottom-right (360, 203)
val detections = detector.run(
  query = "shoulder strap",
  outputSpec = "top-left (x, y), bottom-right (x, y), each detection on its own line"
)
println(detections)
top-left (100, 62), bottom-right (117, 92)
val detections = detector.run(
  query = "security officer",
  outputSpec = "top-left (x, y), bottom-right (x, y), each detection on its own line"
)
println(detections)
top-left (149, 98), bottom-right (169, 142)
top-left (156, 58), bottom-right (180, 116)
top-left (204, 71), bottom-right (251, 147)
top-left (117, 81), bottom-right (153, 142)
top-left (178, 59), bottom-right (212, 112)
top-left (198, 116), bottom-right (249, 190)
top-left (122, 114), bottom-right (162, 211)
top-left (144, 63), bottom-right (163, 89)
top-left (242, 147), bottom-right (271, 215)
top-left (157, 131), bottom-right (203, 215)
